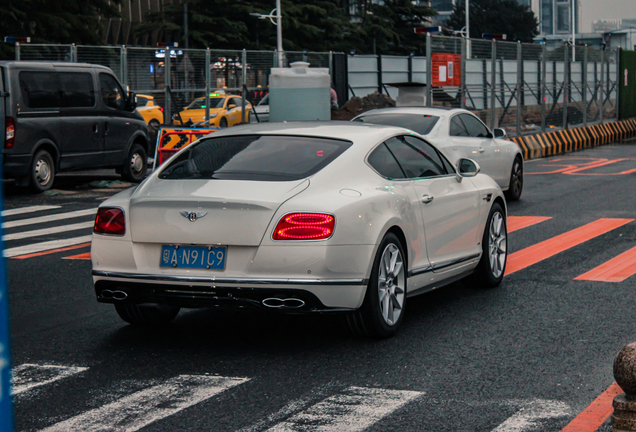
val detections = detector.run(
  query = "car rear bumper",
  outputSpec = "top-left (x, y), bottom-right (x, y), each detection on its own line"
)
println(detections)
top-left (3, 153), bottom-right (31, 177)
top-left (93, 270), bottom-right (368, 312)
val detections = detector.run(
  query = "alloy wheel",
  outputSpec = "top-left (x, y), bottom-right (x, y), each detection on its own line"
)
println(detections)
top-left (378, 243), bottom-right (406, 326)
top-left (510, 161), bottom-right (523, 197)
top-left (488, 212), bottom-right (507, 279)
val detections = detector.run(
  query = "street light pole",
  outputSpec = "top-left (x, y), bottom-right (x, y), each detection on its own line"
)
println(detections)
top-left (276, 0), bottom-right (283, 67)
top-left (572, 0), bottom-right (576, 61)
top-left (466, 0), bottom-right (470, 40)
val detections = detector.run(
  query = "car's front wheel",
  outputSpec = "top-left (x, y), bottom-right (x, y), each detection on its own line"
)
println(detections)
top-left (114, 304), bottom-right (180, 326)
top-left (471, 202), bottom-right (507, 287)
top-left (346, 232), bottom-right (407, 338)
top-left (504, 157), bottom-right (523, 201)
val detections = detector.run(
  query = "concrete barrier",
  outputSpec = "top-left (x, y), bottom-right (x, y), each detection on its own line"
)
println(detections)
top-left (509, 119), bottom-right (636, 161)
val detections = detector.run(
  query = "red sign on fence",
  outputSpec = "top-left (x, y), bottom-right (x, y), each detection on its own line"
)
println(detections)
top-left (431, 53), bottom-right (461, 87)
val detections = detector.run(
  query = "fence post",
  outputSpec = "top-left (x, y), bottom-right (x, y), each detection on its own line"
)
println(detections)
top-left (563, 44), bottom-right (569, 130)
top-left (490, 40), bottom-right (497, 129)
top-left (164, 48), bottom-right (171, 124)
top-left (408, 52), bottom-right (413, 84)
top-left (583, 45), bottom-right (588, 126)
top-left (120, 46), bottom-right (127, 88)
top-left (426, 33), bottom-right (432, 107)
top-left (329, 51), bottom-right (333, 81)
top-left (460, 38), bottom-right (466, 109)
top-left (241, 49), bottom-right (247, 124)
top-left (377, 54), bottom-right (383, 94)
top-left (71, 43), bottom-right (77, 62)
top-left (600, 47), bottom-right (605, 123)
top-left (205, 48), bottom-right (211, 127)
top-left (516, 41), bottom-right (522, 137)
top-left (15, 42), bottom-right (19, 61)
top-left (541, 43), bottom-right (547, 132)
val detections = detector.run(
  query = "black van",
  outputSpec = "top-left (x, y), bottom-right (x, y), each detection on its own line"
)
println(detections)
top-left (1, 61), bottom-right (149, 191)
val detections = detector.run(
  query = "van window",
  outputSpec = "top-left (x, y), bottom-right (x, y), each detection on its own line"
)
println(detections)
top-left (19, 72), bottom-right (61, 109)
top-left (99, 73), bottom-right (125, 110)
top-left (60, 73), bottom-right (95, 108)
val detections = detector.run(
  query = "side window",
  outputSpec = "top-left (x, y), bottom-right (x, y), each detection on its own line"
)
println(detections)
top-left (367, 143), bottom-right (405, 179)
top-left (19, 72), bottom-right (61, 108)
top-left (449, 115), bottom-right (469, 137)
top-left (460, 114), bottom-right (490, 138)
top-left (59, 73), bottom-right (95, 108)
top-left (232, 97), bottom-right (243, 108)
top-left (99, 73), bottom-right (125, 110)
top-left (402, 136), bottom-right (447, 176)
top-left (440, 153), bottom-right (455, 174)
top-left (385, 136), bottom-right (446, 179)
top-left (136, 96), bottom-right (149, 106)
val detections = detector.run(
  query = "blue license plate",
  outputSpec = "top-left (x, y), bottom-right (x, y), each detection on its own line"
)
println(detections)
top-left (160, 245), bottom-right (226, 269)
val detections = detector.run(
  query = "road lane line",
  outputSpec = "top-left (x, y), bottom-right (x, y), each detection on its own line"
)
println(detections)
top-left (560, 382), bottom-right (623, 432)
top-left (12, 364), bottom-right (88, 395)
top-left (507, 216), bottom-right (552, 233)
top-left (265, 386), bottom-right (422, 432)
top-left (505, 218), bottom-right (634, 276)
top-left (39, 375), bottom-right (249, 432)
top-left (11, 242), bottom-right (91, 260)
top-left (574, 245), bottom-right (636, 282)
top-left (63, 252), bottom-right (91, 260)
top-left (2, 221), bottom-right (94, 241)
top-left (491, 400), bottom-right (570, 432)
top-left (2, 208), bottom-right (97, 229)
top-left (1, 205), bottom-right (61, 217)
top-left (4, 235), bottom-right (93, 258)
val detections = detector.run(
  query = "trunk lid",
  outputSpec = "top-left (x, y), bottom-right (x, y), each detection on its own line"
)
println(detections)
top-left (129, 178), bottom-right (309, 245)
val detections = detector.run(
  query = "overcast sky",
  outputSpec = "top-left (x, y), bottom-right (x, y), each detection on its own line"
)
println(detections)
top-left (580, 0), bottom-right (636, 32)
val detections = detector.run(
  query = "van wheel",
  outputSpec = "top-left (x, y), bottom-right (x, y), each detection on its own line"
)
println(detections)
top-left (121, 144), bottom-right (147, 183)
top-left (29, 150), bottom-right (55, 192)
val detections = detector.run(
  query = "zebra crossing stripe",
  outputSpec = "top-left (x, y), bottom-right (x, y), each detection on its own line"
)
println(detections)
top-left (265, 386), bottom-right (422, 432)
top-left (39, 375), bottom-right (249, 432)
top-left (1, 205), bottom-right (61, 217)
top-left (2, 221), bottom-right (94, 241)
top-left (2, 208), bottom-right (97, 229)
top-left (3, 235), bottom-right (93, 258)
top-left (491, 400), bottom-right (570, 432)
top-left (12, 364), bottom-right (88, 396)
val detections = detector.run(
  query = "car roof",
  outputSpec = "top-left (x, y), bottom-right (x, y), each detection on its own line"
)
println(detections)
top-left (356, 106), bottom-right (470, 117)
top-left (0, 61), bottom-right (113, 73)
top-left (203, 121), bottom-right (416, 144)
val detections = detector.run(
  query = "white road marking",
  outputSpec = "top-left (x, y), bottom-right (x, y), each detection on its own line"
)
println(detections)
top-left (12, 364), bottom-right (88, 395)
top-left (265, 386), bottom-right (423, 432)
top-left (3, 221), bottom-right (94, 241)
top-left (39, 375), bottom-right (249, 432)
top-left (1, 205), bottom-right (61, 217)
top-left (2, 208), bottom-right (97, 229)
top-left (3, 235), bottom-right (93, 258)
top-left (491, 400), bottom-right (571, 432)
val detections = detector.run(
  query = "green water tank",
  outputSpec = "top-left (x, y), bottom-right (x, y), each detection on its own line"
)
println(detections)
top-left (269, 62), bottom-right (331, 122)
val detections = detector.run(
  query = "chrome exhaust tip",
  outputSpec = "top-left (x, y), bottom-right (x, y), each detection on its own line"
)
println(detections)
top-left (262, 298), bottom-right (305, 309)
top-left (112, 290), bottom-right (128, 300)
top-left (100, 289), bottom-right (128, 300)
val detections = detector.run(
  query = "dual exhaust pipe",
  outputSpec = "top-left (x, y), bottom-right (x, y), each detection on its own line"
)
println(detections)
top-left (100, 289), bottom-right (128, 300)
top-left (262, 297), bottom-right (305, 309)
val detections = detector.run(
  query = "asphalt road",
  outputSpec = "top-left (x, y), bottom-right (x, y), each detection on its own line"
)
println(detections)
top-left (5, 143), bottom-right (636, 431)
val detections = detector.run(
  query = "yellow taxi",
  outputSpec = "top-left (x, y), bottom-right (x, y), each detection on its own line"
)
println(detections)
top-left (135, 94), bottom-right (164, 127)
top-left (174, 93), bottom-right (252, 127)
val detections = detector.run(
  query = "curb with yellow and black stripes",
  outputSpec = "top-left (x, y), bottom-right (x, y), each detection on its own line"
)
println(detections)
top-left (509, 118), bottom-right (636, 160)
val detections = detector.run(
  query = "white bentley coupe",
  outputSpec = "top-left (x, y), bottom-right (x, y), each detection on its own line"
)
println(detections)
top-left (353, 107), bottom-right (524, 201)
top-left (92, 122), bottom-right (508, 338)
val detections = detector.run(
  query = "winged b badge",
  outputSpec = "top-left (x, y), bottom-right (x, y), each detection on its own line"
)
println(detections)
top-left (180, 211), bottom-right (208, 222)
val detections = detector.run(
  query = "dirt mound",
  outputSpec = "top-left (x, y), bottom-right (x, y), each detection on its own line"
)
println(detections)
top-left (332, 92), bottom-right (396, 120)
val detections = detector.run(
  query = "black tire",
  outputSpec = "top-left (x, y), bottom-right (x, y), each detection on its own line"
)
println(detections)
top-left (114, 304), bottom-right (180, 326)
top-left (504, 157), bottom-right (523, 201)
top-left (219, 117), bottom-right (228, 128)
top-left (148, 119), bottom-right (161, 129)
top-left (471, 202), bottom-right (507, 288)
top-left (346, 233), bottom-right (407, 338)
top-left (121, 143), bottom-right (148, 183)
top-left (29, 149), bottom-right (55, 192)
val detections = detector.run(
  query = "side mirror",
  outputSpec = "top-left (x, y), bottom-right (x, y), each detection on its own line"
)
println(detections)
top-left (228, 103), bottom-right (236, 109)
top-left (493, 128), bottom-right (506, 138)
top-left (125, 91), bottom-right (137, 111)
top-left (457, 158), bottom-right (481, 178)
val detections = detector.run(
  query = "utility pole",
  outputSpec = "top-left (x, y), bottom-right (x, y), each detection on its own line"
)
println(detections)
top-left (466, 0), bottom-right (470, 40)
top-left (184, 2), bottom-right (188, 49)
top-left (276, 0), bottom-right (283, 67)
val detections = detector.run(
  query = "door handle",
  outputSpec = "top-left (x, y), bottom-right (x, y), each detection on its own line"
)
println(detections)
top-left (421, 195), bottom-right (434, 204)
top-left (93, 124), bottom-right (99, 133)
top-left (104, 122), bottom-right (109, 134)
top-left (479, 147), bottom-right (485, 153)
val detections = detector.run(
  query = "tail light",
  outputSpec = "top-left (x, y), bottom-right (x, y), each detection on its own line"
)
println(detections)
top-left (272, 213), bottom-right (335, 241)
top-left (160, 107), bottom-right (164, 112)
top-left (94, 207), bottom-right (126, 236)
top-left (5, 117), bottom-right (15, 149)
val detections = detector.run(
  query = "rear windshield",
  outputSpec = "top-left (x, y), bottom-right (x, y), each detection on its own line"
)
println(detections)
top-left (158, 135), bottom-right (352, 181)
top-left (353, 113), bottom-right (440, 135)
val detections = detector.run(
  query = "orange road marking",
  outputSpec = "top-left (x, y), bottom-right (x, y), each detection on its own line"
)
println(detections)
top-left (507, 216), bottom-right (552, 233)
top-left (11, 242), bottom-right (91, 260)
top-left (63, 252), bottom-right (92, 260)
top-left (560, 382), bottom-right (623, 432)
top-left (505, 219), bottom-right (633, 276)
top-left (575, 245), bottom-right (636, 282)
